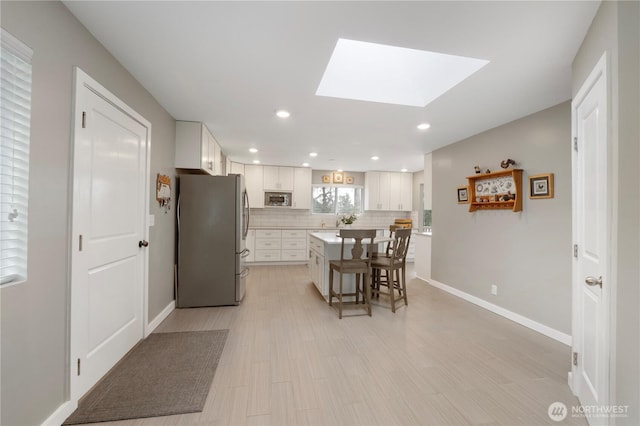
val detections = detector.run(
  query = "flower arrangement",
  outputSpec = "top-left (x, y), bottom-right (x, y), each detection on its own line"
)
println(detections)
top-left (340, 214), bottom-right (357, 225)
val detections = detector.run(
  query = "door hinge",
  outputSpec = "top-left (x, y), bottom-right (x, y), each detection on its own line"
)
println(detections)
top-left (77, 358), bottom-right (81, 375)
top-left (573, 137), bottom-right (578, 151)
top-left (573, 352), bottom-right (578, 366)
top-left (573, 244), bottom-right (578, 258)
top-left (79, 234), bottom-right (83, 251)
top-left (82, 111), bottom-right (86, 128)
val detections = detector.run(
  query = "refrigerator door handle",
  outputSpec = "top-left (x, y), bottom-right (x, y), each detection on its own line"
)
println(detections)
top-left (240, 248), bottom-right (251, 258)
top-left (176, 195), bottom-right (181, 231)
top-left (240, 268), bottom-right (250, 279)
top-left (243, 189), bottom-right (250, 238)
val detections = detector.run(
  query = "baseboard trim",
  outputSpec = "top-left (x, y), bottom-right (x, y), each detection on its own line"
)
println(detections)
top-left (145, 300), bottom-right (175, 337)
top-left (420, 277), bottom-right (572, 346)
top-left (41, 400), bottom-right (76, 426)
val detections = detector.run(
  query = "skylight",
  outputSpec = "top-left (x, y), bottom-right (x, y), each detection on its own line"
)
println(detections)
top-left (316, 39), bottom-right (489, 107)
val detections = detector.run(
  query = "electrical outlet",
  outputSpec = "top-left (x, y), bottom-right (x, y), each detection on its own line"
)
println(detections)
top-left (491, 285), bottom-right (498, 295)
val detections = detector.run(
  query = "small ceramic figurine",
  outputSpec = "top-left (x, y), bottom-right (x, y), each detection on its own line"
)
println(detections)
top-left (474, 166), bottom-right (481, 174)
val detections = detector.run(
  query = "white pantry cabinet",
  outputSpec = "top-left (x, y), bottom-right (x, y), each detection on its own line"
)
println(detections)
top-left (175, 121), bottom-right (222, 175)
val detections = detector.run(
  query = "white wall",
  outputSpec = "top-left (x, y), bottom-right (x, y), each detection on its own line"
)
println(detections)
top-left (0, 2), bottom-right (176, 425)
top-left (572, 1), bottom-right (640, 422)
top-left (431, 102), bottom-right (572, 335)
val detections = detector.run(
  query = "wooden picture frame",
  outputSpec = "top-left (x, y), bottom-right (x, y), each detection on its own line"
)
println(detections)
top-left (332, 172), bottom-right (344, 184)
top-left (457, 186), bottom-right (469, 203)
top-left (322, 175), bottom-right (331, 184)
top-left (529, 173), bottom-right (554, 199)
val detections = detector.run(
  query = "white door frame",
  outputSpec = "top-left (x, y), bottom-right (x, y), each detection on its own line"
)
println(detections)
top-left (69, 67), bottom-right (151, 403)
top-left (570, 52), bottom-right (613, 419)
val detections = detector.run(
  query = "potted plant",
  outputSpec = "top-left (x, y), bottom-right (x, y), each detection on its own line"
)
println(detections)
top-left (340, 214), bottom-right (357, 228)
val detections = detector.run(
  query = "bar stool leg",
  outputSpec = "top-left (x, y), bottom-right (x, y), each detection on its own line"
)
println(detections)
top-left (365, 271), bottom-right (372, 316)
top-left (329, 268), bottom-right (334, 307)
top-left (338, 273), bottom-right (343, 319)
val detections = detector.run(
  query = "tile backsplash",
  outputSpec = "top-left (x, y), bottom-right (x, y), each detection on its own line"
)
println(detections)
top-left (250, 208), bottom-right (414, 229)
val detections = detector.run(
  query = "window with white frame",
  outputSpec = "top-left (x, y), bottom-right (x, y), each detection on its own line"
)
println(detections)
top-left (312, 185), bottom-right (363, 215)
top-left (1, 28), bottom-right (32, 286)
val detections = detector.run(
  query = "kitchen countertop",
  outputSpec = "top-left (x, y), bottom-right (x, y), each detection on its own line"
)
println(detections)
top-left (250, 226), bottom-right (339, 230)
top-left (250, 226), bottom-right (426, 233)
top-left (310, 232), bottom-right (393, 245)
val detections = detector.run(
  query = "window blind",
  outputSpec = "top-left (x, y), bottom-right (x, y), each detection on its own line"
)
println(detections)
top-left (1, 28), bottom-right (32, 286)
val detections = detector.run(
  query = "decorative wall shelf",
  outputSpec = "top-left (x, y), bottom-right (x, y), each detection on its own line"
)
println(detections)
top-left (466, 169), bottom-right (523, 212)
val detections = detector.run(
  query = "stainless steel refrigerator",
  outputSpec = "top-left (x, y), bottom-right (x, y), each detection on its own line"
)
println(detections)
top-left (176, 174), bottom-right (250, 307)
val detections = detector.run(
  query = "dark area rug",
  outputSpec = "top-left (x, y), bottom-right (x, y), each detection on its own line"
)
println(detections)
top-left (63, 329), bottom-right (229, 425)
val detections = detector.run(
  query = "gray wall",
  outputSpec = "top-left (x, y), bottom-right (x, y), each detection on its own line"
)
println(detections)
top-left (572, 1), bottom-right (640, 423)
top-left (431, 102), bottom-right (572, 334)
top-left (0, 2), bottom-right (177, 425)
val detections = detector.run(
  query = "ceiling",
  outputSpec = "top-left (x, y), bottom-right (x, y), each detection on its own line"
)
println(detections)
top-left (63, 1), bottom-right (600, 173)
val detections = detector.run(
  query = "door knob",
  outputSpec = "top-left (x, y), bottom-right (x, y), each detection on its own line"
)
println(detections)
top-left (139, 240), bottom-right (149, 248)
top-left (584, 276), bottom-right (602, 288)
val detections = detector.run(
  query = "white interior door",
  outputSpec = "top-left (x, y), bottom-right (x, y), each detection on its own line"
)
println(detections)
top-left (571, 53), bottom-right (609, 425)
top-left (70, 69), bottom-right (150, 401)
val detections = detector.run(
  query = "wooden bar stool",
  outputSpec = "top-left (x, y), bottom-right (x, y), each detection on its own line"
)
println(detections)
top-left (328, 229), bottom-right (376, 319)
top-left (371, 228), bottom-right (411, 313)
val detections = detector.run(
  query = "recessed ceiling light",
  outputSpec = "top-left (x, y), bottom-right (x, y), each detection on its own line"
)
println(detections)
top-left (252, 160), bottom-right (260, 164)
top-left (275, 110), bottom-right (290, 118)
top-left (316, 38), bottom-right (489, 107)
top-left (401, 168), bottom-right (408, 172)
top-left (309, 152), bottom-right (318, 157)
top-left (337, 169), bottom-right (343, 172)
top-left (302, 162), bottom-right (310, 167)
top-left (371, 156), bottom-right (379, 161)
top-left (249, 148), bottom-right (258, 153)
top-left (417, 123), bottom-right (431, 130)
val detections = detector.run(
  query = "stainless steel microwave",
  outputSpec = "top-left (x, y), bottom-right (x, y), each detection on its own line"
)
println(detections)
top-left (264, 192), bottom-right (292, 207)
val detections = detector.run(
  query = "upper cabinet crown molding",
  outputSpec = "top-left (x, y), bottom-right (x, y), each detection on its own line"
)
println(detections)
top-left (175, 121), bottom-right (222, 175)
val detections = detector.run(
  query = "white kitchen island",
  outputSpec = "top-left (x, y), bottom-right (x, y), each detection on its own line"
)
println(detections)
top-left (308, 231), bottom-right (391, 302)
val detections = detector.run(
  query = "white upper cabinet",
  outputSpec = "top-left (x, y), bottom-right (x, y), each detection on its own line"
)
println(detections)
top-left (365, 171), bottom-right (390, 210)
top-left (175, 121), bottom-right (222, 175)
top-left (292, 167), bottom-right (312, 209)
top-left (244, 164), bottom-right (264, 208)
top-left (263, 166), bottom-right (294, 191)
top-left (365, 171), bottom-right (412, 211)
top-left (388, 172), bottom-right (413, 211)
top-left (228, 161), bottom-right (245, 176)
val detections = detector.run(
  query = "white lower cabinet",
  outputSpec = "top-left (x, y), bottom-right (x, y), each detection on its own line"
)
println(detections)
top-left (308, 235), bottom-right (325, 294)
top-left (254, 230), bottom-right (282, 261)
top-left (249, 229), bottom-right (308, 262)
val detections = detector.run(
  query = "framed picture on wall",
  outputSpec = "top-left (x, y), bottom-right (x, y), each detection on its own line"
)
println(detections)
top-left (322, 175), bottom-right (331, 184)
top-left (332, 172), bottom-right (344, 184)
top-left (529, 173), bottom-right (554, 199)
top-left (345, 176), bottom-right (354, 184)
top-left (457, 186), bottom-right (469, 203)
